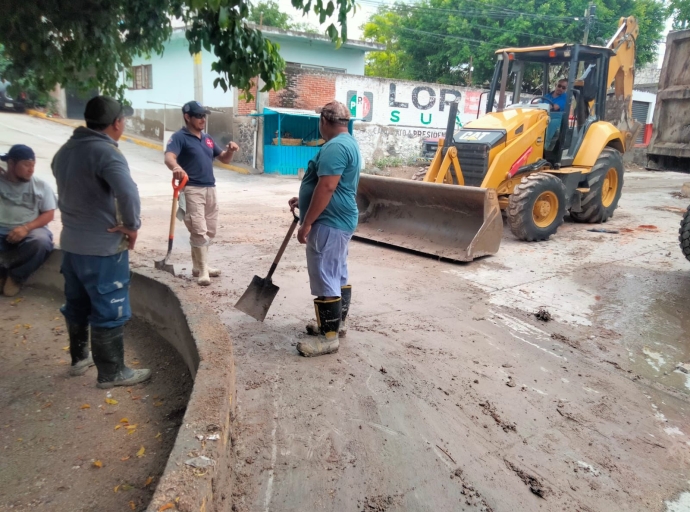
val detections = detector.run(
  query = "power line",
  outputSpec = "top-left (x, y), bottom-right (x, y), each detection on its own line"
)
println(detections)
top-left (357, 0), bottom-right (584, 23)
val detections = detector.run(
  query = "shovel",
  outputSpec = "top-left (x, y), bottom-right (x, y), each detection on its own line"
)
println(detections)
top-left (235, 213), bottom-right (299, 321)
top-left (155, 175), bottom-right (188, 276)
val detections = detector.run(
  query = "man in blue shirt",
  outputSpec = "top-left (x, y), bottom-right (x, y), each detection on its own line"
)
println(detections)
top-left (288, 101), bottom-right (361, 357)
top-left (544, 78), bottom-right (568, 112)
top-left (164, 101), bottom-right (238, 286)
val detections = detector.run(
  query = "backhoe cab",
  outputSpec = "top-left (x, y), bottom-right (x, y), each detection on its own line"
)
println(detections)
top-left (355, 18), bottom-right (638, 260)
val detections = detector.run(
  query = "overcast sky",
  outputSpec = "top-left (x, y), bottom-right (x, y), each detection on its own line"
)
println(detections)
top-left (277, 0), bottom-right (381, 39)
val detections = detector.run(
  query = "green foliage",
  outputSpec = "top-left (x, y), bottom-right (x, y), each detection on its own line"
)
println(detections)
top-left (670, 0), bottom-right (690, 28)
top-left (372, 155), bottom-right (418, 168)
top-left (249, 0), bottom-right (292, 29)
top-left (362, 0), bottom-right (667, 85)
top-left (362, 9), bottom-right (410, 78)
top-left (0, 0), bottom-right (356, 100)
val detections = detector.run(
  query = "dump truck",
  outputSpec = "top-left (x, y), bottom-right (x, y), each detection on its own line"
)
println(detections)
top-left (355, 17), bottom-right (639, 261)
top-left (647, 29), bottom-right (690, 173)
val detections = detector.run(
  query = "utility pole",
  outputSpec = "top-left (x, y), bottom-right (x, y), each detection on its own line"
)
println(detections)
top-left (582, 4), bottom-right (596, 45)
top-left (579, 5), bottom-right (596, 76)
top-left (468, 55), bottom-right (473, 86)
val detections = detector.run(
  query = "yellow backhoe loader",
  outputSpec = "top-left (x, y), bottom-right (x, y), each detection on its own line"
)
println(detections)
top-left (355, 17), bottom-right (639, 261)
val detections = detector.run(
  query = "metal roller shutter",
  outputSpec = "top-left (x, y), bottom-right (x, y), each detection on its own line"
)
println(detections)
top-left (632, 101), bottom-right (650, 144)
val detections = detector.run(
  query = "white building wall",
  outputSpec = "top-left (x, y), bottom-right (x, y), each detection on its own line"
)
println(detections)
top-left (125, 37), bottom-right (196, 109)
top-left (272, 40), bottom-right (366, 75)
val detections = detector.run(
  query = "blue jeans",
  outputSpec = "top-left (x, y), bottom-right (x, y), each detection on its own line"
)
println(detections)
top-left (60, 251), bottom-right (132, 329)
top-left (306, 222), bottom-right (352, 297)
top-left (0, 226), bottom-right (54, 283)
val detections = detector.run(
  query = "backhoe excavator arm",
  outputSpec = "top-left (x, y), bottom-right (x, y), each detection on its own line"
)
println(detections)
top-left (605, 16), bottom-right (640, 151)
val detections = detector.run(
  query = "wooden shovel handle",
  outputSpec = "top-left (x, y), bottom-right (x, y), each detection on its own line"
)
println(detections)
top-left (266, 214), bottom-right (299, 279)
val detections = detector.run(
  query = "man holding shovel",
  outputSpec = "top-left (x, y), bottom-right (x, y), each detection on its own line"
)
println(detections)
top-left (52, 95), bottom-right (151, 388)
top-left (288, 101), bottom-right (361, 357)
top-left (164, 101), bottom-right (239, 286)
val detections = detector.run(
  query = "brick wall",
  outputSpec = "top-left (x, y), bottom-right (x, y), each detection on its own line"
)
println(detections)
top-left (268, 64), bottom-right (336, 110)
top-left (237, 82), bottom-right (258, 115)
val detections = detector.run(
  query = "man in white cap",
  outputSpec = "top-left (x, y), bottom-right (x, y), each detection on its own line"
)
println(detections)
top-left (288, 101), bottom-right (361, 357)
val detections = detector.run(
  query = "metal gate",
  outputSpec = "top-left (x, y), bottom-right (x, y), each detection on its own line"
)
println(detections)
top-left (66, 87), bottom-right (98, 120)
top-left (632, 100), bottom-right (650, 144)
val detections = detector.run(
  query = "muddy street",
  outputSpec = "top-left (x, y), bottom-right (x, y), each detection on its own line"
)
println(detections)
top-left (2, 113), bottom-right (690, 511)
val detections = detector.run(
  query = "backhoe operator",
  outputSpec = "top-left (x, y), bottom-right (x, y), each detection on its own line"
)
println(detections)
top-left (544, 79), bottom-right (568, 111)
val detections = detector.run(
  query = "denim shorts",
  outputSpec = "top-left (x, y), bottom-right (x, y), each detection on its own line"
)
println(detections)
top-left (60, 251), bottom-right (132, 329)
top-left (306, 223), bottom-right (352, 297)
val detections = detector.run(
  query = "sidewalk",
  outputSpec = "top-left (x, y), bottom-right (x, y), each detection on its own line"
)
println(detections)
top-left (25, 109), bottom-right (257, 175)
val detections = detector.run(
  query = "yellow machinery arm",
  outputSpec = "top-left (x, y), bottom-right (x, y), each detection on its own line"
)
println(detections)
top-left (606, 16), bottom-right (640, 151)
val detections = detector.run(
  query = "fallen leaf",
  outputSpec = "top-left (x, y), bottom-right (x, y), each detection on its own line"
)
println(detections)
top-left (105, 398), bottom-right (119, 405)
top-left (129, 501), bottom-right (136, 510)
top-left (127, 428), bottom-right (137, 435)
top-left (23, 324), bottom-right (31, 329)
top-left (53, 316), bottom-right (61, 321)
top-left (121, 456), bottom-right (131, 461)
top-left (155, 432), bottom-right (162, 439)
top-left (120, 418), bottom-right (130, 424)
top-left (131, 396), bottom-right (141, 400)
top-left (81, 404), bottom-right (91, 410)
top-left (124, 424), bottom-right (138, 430)
top-left (144, 476), bottom-right (153, 487)
top-left (114, 425), bottom-right (122, 430)
top-left (120, 483), bottom-right (133, 491)
top-left (93, 460), bottom-right (103, 468)
top-left (153, 401), bottom-right (164, 407)
top-left (10, 298), bottom-right (22, 305)
top-left (62, 346), bottom-right (70, 351)
top-left (136, 446), bottom-right (145, 458)
top-left (42, 402), bottom-right (52, 409)
top-left (114, 485), bottom-right (120, 493)
top-left (158, 504), bottom-right (174, 511)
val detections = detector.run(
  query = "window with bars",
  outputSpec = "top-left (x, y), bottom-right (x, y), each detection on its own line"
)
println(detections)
top-left (126, 65), bottom-right (153, 90)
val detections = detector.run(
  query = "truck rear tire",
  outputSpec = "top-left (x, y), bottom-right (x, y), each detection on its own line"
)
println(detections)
top-left (571, 148), bottom-right (624, 223)
top-left (679, 206), bottom-right (690, 262)
top-left (508, 173), bottom-right (567, 241)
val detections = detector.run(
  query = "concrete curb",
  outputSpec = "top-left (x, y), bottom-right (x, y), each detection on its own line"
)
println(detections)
top-left (25, 109), bottom-right (251, 175)
top-left (28, 251), bottom-right (237, 512)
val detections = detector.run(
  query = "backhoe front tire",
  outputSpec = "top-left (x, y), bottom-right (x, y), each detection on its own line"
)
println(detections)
top-left (571, 148), bottom-right (624, 223)
top-left (508, 173), bottom-right (567, 241)
top-left (679, 206), bottom-right (690, 262)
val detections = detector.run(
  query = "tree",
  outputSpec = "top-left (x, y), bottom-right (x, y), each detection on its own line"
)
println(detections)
top-left (362, 0), bottom-right (666, 86)
top-left (291, 21), bottom-right (321, 34)
top-left (669, 0), bottom-right (690, 28)
top-left (248, 0), bottom-right (292, 29)
top-left (0, 0), bottom-right (356, 99)
top-left (361, 9), bottom-right (410, 78)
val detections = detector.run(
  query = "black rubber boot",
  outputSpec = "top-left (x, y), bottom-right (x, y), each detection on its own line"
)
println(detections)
top-left (340, 285), bottom-right (352, 337)
top-left (297, 298), bottom-right (341, 357)
top-left (91, 325), bottom-right (151, 389)
top-left (68, 323), bottom-right (94, 376)
top-left (306, 286), bottom-right (352, 337)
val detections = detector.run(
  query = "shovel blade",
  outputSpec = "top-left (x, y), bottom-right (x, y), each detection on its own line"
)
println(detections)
top-left (154, 259), bottom-right (176, 276)
top-left (234, 275), bottom-right (280, 322)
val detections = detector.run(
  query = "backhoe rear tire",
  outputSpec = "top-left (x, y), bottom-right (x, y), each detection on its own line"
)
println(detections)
top-left (508, 173), bottom-right (567, 241)
top-left (679, 205), bottom-right (690, 262)
top-left (571, 148), bottom-right (624, 223)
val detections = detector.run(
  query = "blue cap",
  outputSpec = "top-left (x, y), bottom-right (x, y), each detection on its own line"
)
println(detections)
top-left (182, 101), bottom-right (210, 116)
top-left (0, 144), bottom-right (35, 162)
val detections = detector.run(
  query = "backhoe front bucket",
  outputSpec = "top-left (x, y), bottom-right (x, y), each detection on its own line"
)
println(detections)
top-left (354, 174), bottom-right (503, 262)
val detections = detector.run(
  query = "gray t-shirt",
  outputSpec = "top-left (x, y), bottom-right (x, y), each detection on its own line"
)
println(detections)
top-left (0, 174), bottom-right (57, 229)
